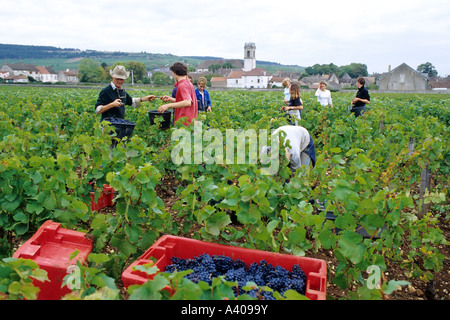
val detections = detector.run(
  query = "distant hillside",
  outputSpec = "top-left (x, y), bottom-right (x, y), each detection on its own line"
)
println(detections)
top-left (0, 43), bottom-right (304, 73)
top-left (0, 44), bottom-right (84, 59)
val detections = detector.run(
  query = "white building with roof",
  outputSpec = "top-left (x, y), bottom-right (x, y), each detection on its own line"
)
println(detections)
top-left (226, 70), bottom-right (245, 88)
top-left (35, 66), bottom-right (58, 83)
top-left (241, 68), bottom-right (271, 89)
top-left (0, 63), bottom-right (39, 80)
top-left (224, 43), bottom-right (271, 88)
top-left (377, 63), bottom-right (429, 91)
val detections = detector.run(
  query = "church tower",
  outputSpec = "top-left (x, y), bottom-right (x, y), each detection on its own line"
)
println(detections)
top-left (243, 42), bottom-right (256, 71)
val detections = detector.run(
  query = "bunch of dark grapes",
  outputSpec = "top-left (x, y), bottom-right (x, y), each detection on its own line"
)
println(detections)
top-left (104, 117), bottom-right (135, 125)
top-left (164, 253), bottom-right (307, 299)
top-left (212, 255), bottom-right (234, 274)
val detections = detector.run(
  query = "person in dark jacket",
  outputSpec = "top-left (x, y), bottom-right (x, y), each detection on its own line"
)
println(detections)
top-left (95, 65), bottom-right (156, 121)
top-left (350, 77), bottom-right (370, 117)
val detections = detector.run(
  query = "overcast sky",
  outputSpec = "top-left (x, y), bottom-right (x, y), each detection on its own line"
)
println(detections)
top-left (2, 0), bottom-right (449, 76)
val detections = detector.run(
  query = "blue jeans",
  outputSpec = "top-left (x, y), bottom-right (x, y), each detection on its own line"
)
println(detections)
top-left (351, 106), bottom-right (366, 118)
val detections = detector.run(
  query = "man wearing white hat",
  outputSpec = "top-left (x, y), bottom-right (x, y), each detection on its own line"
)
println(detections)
top-left (95, 65), bottom-right (156, 121)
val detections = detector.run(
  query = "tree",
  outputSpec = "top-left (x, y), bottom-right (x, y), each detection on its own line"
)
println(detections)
top-left (151, 71), bottom-right (173, 86)
top-left (329, 63), bottom-right (339, 74)
top-left (417, 62), bottom-right (438, 77)
top-left (78, 58), bottom-right (104, 83)
top-left (338, 63), bottom-right (368, 78)
top-left (305, 66), bottom-right (315, 75)
top-left (208, 64), bottom-right (222, 73)
top-left (222, 62), bottom-right (234, 69)
top-left (304, 63), bottom-right (339, 76)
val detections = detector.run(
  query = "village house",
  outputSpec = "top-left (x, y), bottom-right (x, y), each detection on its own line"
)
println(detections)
top-left (301, 74), bottom-right (337, 89)
top-left (0, 62), bottom-right (78, 83)
top-left (226, 70), bottom-right (245, 88)
top-left (210, 76), bottom-right (227, 88)
top-left (272, 71), bottom-right (303, 81)
top-left (4, 74), bottom-right (28, 83)
top-left (240, 67), bottom-right (271, 89)
top-left (268, 76), bottom-right (286, 88)
top-left (300, 73), bottom-right (375, 90)
top-left (0, 70), bottom-right (9, 79)
top-left (0, 63), bottom-right (40, 82)
top-left (377, 63), bottom-right (429, 91)
top-left (429, 76), bottom-right (450, 91)
top-left (35, 66), bottom-right (58, 83)
top-left (57, 69), bottom-right (79, 83)
top-left (339, 73), bottom-right (356, 87)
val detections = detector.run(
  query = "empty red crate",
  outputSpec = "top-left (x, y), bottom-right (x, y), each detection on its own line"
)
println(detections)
top-left (122, 235), bottom-right (327, 300)
top-left (90, 185), bottom-right (115, 211)
top-left (13, 220), bottom-right (93, 300)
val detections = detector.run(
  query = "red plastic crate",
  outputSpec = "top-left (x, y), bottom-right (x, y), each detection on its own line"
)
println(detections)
top-left (13, 220), bottom-right (93, 300)
top-left (90, 185), bottom-right (115, 211)
top-left (122, 235), bottom-right (327, 300)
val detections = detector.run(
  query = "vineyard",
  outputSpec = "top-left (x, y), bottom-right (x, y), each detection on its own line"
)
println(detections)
top-left (0, 85), bottom-right (448, 300)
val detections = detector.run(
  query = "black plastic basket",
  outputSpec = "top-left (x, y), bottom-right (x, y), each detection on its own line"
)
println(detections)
top-left (148, 110), bottom-right (171, 129)
top-left (103, 117), bottom-right (136, 147)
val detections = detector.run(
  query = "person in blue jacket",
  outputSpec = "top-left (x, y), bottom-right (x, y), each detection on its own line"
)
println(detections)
top-left (195, 77), bottom-right (212, 112)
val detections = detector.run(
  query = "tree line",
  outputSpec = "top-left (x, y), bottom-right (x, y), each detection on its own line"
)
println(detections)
top-left (302, 62), bottom-right (439, 78)
top-left (78, 58), bottom-right (173, 85)
top-left (78, 58), bottom-right (441, 85)
top-left (302, 63), bottom-right (368, 78)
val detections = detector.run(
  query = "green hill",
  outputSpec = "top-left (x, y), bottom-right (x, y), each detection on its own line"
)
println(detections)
top-left (0, 43), bottom-right (303, 73)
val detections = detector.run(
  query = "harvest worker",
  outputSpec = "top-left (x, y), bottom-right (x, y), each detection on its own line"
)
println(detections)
top-left (315, 81), bottom-right (333, 108)
top-left (350, 77), bottom-right (370, 117)
top-left (280, 82), bottom-right (303, 126)
top-left (282, 78), bottom-right (291, 106)
top-left (261, 125), bottom-right (316, 172)
top-left (195, 77), bottom-right (212, 112)
top-left (159, 62), bottom-right (197, 125)
top-left (95, 65), bottom-right (156, 121)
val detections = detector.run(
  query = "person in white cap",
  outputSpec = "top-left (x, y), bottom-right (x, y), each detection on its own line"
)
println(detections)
top-left (95, 65), bottom-right (156, 121)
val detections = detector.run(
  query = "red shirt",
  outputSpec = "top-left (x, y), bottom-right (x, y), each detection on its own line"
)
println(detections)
top-left (174, 79), bottom-right (197, 125)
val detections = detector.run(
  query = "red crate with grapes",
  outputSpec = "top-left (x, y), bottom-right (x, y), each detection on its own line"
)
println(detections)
top-left (122, 235), bottom-right (327, 300)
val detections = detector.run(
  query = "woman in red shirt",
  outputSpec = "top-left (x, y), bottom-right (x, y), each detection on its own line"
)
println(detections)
top-left (158, 62), bottom-right (197, 125)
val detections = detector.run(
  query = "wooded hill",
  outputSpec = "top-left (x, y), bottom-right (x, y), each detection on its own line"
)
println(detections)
top-left (0, 44), bottom-right (303, 73)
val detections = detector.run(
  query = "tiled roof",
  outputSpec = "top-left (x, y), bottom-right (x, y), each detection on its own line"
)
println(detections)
top-left (269, 76), bottom-right (286, 83)
top-left (227, 71), bottom-right (244, 79)
top-left (35, 66), bottom-right (49, 74)
top-left (211, 77), bottom-right (226, 82)
top-left (5, 74), bottom-right (28, 80)
top-left (244, 68), bottom-right (269, 76)
top-left (5, 63), bottom-right (39, 72)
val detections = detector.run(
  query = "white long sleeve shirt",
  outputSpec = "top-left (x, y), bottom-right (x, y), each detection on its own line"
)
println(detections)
top-left (315, 89), bottom-right (333, 106)
top-left (272, 125), bottom-right (311, 170)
